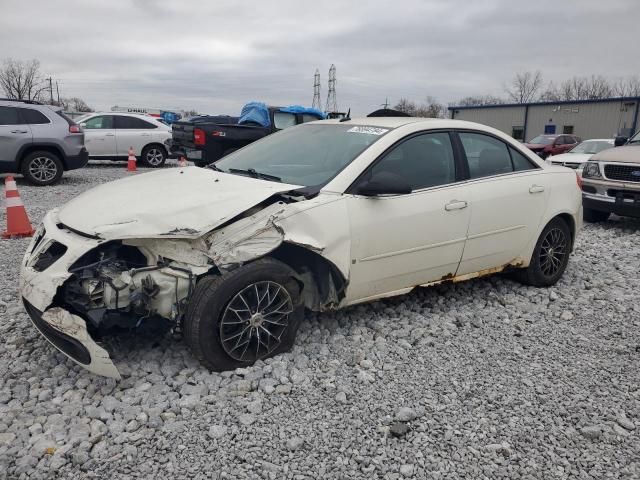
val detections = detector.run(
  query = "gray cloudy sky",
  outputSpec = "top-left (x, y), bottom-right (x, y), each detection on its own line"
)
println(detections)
top-left (1, 0), bottom-right (635, 115)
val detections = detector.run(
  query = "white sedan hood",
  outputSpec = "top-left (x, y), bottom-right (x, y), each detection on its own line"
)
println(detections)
top-left (549, 153), bottom-right (592, 164)
top-left (58, 167), bottom-right (299, 239)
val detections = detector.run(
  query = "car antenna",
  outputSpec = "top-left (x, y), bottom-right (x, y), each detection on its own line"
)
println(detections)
top-left (339, 108), bottom-right (351, 122)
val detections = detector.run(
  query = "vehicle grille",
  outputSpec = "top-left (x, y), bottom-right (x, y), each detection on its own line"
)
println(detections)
top-left (604, 164), bottom-right (640, 182)
top-left (23, 300), bottom-right (91, 365)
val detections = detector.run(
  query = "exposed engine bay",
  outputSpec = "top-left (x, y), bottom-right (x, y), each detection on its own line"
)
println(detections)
top-left (60, 242), bottom-right (196, 333)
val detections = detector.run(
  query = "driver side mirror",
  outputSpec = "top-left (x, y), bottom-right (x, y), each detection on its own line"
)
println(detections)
top-left (356, 171), bottom-right (412, 196)
top-left (614, 136), bottom-right (628, 147)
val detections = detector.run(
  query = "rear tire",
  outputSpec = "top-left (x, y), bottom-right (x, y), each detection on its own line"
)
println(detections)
top-left (21, 151), bottom-right (63, 186)
top-left (184, 258), bottom-right (303, 371)
top-left (514, 217), bottom-right (571, 287)
top-left (140, 145), bottom-right (167, 167)
top-left (583, 207), bottom-right (609, 223)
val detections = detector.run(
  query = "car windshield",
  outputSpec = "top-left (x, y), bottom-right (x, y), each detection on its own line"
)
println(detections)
top-left (529, 136), bottom-right (554, 145)
top-left (569, 140), bottom-right (613, 154)
top-left (214, 124), bottom-right (390, 187)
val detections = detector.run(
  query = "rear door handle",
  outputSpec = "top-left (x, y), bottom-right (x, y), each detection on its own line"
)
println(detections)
top-left (105, 133), bottom-right (115, 137)
top-left (445, 200), bottom-right (468, 211)
top-left (10, 129), bottom-right (28, 134)
top-left (529, 185), bottom-right (545, 194)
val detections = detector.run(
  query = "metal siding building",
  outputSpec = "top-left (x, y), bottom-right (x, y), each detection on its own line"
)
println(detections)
top-left (449, 97), bottom-right (639, 142)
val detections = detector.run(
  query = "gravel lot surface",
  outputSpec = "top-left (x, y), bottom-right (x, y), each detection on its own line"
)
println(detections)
top-left (1, 162), bottom-right (639, 479)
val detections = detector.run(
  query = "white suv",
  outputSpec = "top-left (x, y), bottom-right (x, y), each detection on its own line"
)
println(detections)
top-left (75, 112), bottom-right (172, 167)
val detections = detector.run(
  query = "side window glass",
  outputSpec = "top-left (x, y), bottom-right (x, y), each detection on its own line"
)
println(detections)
top-left (19, 108), bottom-right (49, 124)
top-left (509, 146), bottom-right (537, 171)
top-left (115, 116), bottom-right (156, 129)
top-left (301, 114), bottom-right (320, 124)
top-left (459, 132), bottom-right (513, 179)
top-left (83, 116), bottom-right (112, 129)
top-left (273, 112), bottom-right (296, 130)
top-left (369, 132), bottom-right (456, 191)
top-left (0, 106), bottom-right (22, 125)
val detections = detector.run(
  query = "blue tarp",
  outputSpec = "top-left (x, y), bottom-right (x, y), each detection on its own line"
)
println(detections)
top-left (238, 102), bottom-right (270, 127)
top-left (279, 105), bottom-right (326, 119)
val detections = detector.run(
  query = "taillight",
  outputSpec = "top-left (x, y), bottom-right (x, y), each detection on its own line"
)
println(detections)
top-left (194, 128), bottom-right (205, 145)
top-left (576, 171), bottom-right (583, 189)
top-left (69, 125), bottom-right (81, 133)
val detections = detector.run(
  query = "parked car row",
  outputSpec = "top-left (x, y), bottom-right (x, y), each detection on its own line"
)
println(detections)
top-left (0, 98), bottom-right (172, 185)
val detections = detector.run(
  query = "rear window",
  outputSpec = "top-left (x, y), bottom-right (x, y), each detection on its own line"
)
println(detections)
top-left (55, 110), bottom-right (77, 126)
top-left (20, 108), bottom-right (50, 124)
top-left (115, 116), bottom-right (157, 129)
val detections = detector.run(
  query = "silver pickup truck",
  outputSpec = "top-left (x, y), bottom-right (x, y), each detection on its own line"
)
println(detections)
top-left (581, 132), bottom-right (640, 222)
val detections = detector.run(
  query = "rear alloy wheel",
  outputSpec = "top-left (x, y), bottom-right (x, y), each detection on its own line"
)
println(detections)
top-left (583, 207), bottom-right (609, 223)
top-left (514, 217), bottom-right (571, 287)
top-left (184, 258), bottom-right (302, 371)
top-left (21, 151), bottom-right (63, 186)
top-left (140, 145), bottom-right (166, 167)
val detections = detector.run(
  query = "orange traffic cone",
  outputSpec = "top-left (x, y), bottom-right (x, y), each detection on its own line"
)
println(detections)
top-left (179, 155), bottom-right (187, 167)
top-left (2, 176), bottom-right (35, 238)
top-left (127, 147), bottom-right (137, 172)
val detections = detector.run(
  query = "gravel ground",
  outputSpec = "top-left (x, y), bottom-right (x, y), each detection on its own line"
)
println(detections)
top-left (1, 162), bottom-right (639, 479)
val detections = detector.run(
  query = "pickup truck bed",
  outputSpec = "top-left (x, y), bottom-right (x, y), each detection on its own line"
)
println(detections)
top-left (171, 104), bottom-right (324, 167)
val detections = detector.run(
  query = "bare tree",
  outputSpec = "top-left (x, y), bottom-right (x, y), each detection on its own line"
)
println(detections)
top-left (393, 98), bottom-right (417, 116)
top-left (0, 58), bottom-right (47, 101)
top-left (453, 95), bottom-right (504, 106)
top-left (59, 97), bottom-right (93, 112)
top-left (394, 97), bottom-right (445, 118)
top-left (505, 71), bottom-right (543, 103)
top-left (614, 75), bottom-right (640, 97)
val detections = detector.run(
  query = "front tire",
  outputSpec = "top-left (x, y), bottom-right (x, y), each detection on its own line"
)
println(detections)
top-left (21, 151), bottom-right (63, 186)
top-left (140, 145), bottom-right (167, 167)
top-left (514, 217), bottom-right (571, 287)
top-left (583, 207), bottom-right (609, 223)
top-left (184, 258), bottom-right (302, 371)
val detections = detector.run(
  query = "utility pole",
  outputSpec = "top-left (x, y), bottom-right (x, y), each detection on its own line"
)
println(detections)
top-left (381, 98), bottom-right (390, 109)
top-left (48, 77), bottom-right (53, 104)
top-left (56, 81), bottom-right (60, 106)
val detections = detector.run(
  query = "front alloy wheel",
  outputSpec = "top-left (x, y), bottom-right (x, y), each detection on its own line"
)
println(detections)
top-left (184, 258), bottom-right (302, 371)
top-left (220, 281), bottom-right (293, 362)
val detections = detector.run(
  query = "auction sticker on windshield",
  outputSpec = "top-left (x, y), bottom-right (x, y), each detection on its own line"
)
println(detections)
top-left (347, 126), bottom-right (389, 135)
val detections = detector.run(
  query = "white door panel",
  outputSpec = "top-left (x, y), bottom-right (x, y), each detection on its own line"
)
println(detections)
top-left (115, 130), bottom-right (147, 156)
top-left (457, 172), bottom-right (549, 274)
top-left (346, 185), bottom-right (471, 303)
top-left (84, 129), bottom-right (116, 157)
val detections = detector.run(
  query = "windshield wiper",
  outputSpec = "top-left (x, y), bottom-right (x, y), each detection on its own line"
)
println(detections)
top-left (228, 168), bottom-right (282, 182)
top-left (207, 163), bottom-right (223, 172)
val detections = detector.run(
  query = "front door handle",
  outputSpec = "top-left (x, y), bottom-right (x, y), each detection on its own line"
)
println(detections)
top-left (10, 129), bottom-right (28, 134)
top-left (529, 185), bottom-right (545, 194)
top-left (445, 200), bottom-right (468, 211)
top-left (105, 133), bottom-right (115, 137)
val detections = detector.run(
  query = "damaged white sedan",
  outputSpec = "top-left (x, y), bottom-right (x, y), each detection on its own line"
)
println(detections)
top-left (20, 118), bottom-right (582, 378)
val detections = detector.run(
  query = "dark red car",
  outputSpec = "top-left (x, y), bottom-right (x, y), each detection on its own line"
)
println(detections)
top-left (525, 134), bottom-right (581, 159)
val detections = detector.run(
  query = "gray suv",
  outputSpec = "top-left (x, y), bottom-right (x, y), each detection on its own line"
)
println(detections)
top-left (0, 99), bottom-right (88, 185)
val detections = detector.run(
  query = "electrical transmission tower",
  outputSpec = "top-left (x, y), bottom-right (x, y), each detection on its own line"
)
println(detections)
top-left (312, 69), bottom-right (322, 110)
top-left (325, 64), bottom-right (338, 113)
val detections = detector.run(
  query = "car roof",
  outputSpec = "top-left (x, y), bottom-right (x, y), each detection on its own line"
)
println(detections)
top-left (312, 117), bottom-right (499, 130)
top-left (581, 138), bottom-right (614, 142)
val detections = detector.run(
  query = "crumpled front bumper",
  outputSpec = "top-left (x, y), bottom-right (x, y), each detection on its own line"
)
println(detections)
top-left (19, 210), bottom-right (121, 379)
